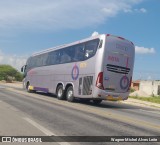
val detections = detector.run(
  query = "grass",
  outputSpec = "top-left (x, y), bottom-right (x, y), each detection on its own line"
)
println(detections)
top-left (129, 96), bottom-right (160, 104)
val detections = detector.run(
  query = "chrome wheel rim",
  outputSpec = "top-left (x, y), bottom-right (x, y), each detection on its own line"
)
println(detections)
top-left (58, 89), bottom-right (63, 97)
top-left (67, 90), bottom-right (73, 99)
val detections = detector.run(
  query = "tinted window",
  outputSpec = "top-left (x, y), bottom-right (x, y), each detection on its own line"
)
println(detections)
top-left (73, 44), bottom-right (85, 61)
top-left (60, 48), bottom-right (72, 63)
top-left (42, 53), bottom-right (49, 66)
top-left (84, 39), bottom-right (99, 59)
top-left (48, 51), bottom-right (60, 65)
top-left (27, 39), bottom-right (99, 67)
top-left (25, 57), bottom-right (32, 72)
top-left (27, 54), bottom-right (46, 68)
top-left (31, 56), bottom-right (38, 67)
top-left (36, 55), bottom-right (43, 67)
top-left (29, 57), bottom-right (35, 68)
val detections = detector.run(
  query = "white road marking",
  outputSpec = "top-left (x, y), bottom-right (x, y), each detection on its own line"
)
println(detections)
top-left (24, 117), bottom-right (71, 145)
top-left (24, 117), bottom-right (54, 135)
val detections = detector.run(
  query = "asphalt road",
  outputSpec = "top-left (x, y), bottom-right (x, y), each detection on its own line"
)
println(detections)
top-left (0, 85), bottom-right (160, 145)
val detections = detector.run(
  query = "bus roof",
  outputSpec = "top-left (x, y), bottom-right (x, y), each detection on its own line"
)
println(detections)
top-left (106, 34), bottom-right (134, 46)
top-left (32, 34), bottom-right (103, 56)
top-left (32, 33), bottom-right (134, 56)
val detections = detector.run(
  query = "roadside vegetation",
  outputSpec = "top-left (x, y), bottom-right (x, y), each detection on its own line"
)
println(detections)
top-left (129, 96), bottom-right (160, 104)
top-left (130, 88), bottom-right (135, 93)
top-left (0, 65), bottom-right (23, 82)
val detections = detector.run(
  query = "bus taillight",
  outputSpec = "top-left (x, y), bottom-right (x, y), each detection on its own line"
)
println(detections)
top-left (96, 72), bottom-right (104, 90)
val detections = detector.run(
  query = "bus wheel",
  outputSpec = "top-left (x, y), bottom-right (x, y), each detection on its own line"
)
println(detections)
top-left (66, 86), bottom-right (74, 102)
top-left (56, 85), bottom-right (65, 100)
top-left (92, 100), bottom-right (102, 105)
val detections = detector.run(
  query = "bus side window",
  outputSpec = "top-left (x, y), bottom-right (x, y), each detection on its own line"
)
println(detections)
top-left (50, 51), bottom-right (59, 64)
top-left (30, 57), bottom-right (37, 68)
top-left (54, 51), bottom-right (60, 64)
top-left (42, 53), bottom-right (49, 66)
top-left (73, 44), bottom-right (85, 61)
top-left (24, 57), bottom-right (32, 74)
top-left (36, 55), bottom-right (43, 67)
top-left (48, 51), bottom-right (60, 65)
top-left (60, 49), bottom-right (71, 63)
top-left (84, 39), bottom-right (99, 59)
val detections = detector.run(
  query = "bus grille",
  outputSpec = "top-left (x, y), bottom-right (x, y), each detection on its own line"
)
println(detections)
top-left (106, 64), bottom-right (130, 74)
top-left (78, 78), bottom-right (82, 95)
top-left (83, 76), bottom-right (93, 95)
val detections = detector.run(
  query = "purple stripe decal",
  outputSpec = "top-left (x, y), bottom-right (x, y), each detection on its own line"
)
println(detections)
top-left (34, 87), bottom-right (49, 93)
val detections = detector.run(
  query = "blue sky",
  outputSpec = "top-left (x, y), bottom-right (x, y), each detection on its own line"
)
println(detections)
top-left (0, 0), bottom-right (159, 80)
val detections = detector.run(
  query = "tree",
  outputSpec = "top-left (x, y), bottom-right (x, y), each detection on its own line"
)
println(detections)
top-left (0, 65), bottom-right (23, 82)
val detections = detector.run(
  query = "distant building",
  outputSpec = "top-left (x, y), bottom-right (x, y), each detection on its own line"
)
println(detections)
top-left (131, 80), bottom-right (140, 91)
top-left (140, 81), bottom-right (160, 96)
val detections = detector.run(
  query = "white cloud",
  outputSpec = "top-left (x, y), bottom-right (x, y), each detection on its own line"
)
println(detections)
top-left (139, 8), bottom-right (147, 13)
top-left (0, 0), bottom-right (143, 31)
top-left (134, 8), bottom-right (147, 13)
top-left (124, 7), bottom-right (147, 13)
top-left (91, 31), bottom-right (99, 37)
top-left (135, 46), bottom-right (155, 54)
top-left (0, 50), bottom-right (27, 71)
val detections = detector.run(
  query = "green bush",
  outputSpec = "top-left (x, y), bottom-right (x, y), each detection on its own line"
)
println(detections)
top-left (130, 88), bottom-right (135, 93)
top-left (0, 65), bottom-right (23, 82)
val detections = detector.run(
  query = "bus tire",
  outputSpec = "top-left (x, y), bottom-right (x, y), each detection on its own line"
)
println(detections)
top-left (56, 85), bottom-right (65, 100)
top-left (66, 86), bottom-right (74, 102)
top-left (93, 100), bottom-right (102, 105)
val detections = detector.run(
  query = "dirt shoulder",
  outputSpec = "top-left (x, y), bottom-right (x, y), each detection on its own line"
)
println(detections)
top-left (123, 98), bottom-right (160, 109)
top-left (0, 81), bottom-right (22, 89)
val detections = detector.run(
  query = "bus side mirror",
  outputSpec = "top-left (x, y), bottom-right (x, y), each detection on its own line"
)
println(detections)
top-left (21, 65), bottom-right (26, 73)
top-left (21, 67), bottom-right (24, 72)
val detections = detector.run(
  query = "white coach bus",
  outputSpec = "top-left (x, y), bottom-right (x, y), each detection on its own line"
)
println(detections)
top-left (21, 34), bottom-right (135, 104)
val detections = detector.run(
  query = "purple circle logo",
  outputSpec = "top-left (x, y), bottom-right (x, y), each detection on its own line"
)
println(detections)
top-left (120, 76), bottom-right (129, 90)
top-left (71, 64), bottom-right (79, 80)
